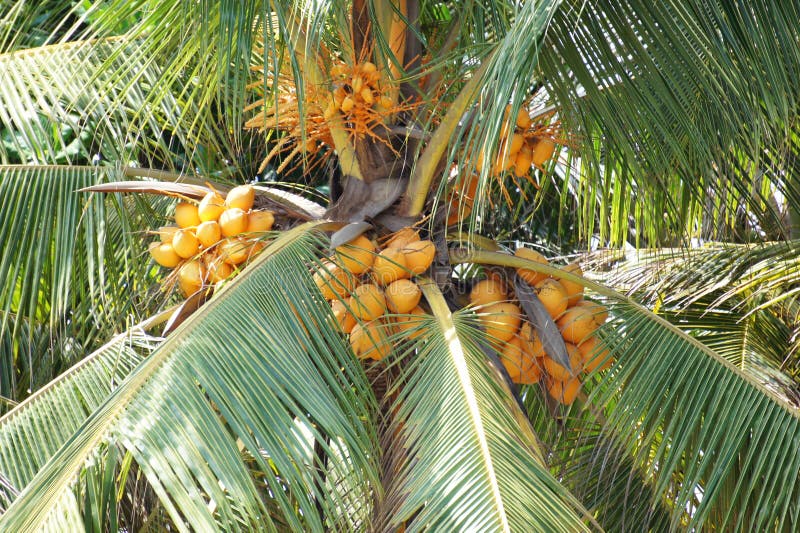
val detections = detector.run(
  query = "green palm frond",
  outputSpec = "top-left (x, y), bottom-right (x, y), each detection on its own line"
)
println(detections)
top-left (0, 165), bottom-right (164, 406)
top-left (0, 36), bottom-right (241, 170)
top-left (599, 242), bottom-right (800, 383)
top-left (0, 224), bottom-right (382, 532)
top-left (0, 325), bottom-right (160, 512)
top-left (525, 392), bottom-right (674, 531)
top-left (448, 2), bottom-right (800, 243)
top-left (378, 280), bottom-right (589, 532)
top-left (461, 250), bottom-right (800, 530)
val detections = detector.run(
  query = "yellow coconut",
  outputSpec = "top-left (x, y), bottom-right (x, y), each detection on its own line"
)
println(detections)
top-left (469, 279), bottom-right (509, 307)
top-left (313, 261), bottom-right (357, 301)
top-left (543, 343), bottom-right (582, 381)
top-left (225, 184), bottom-right (255, 211)
top-left (219, 238), bottom-right (249, 265)
top-left (341, 96), bottom-right (355, 113)
top-left (195, 221), bottom-right (222, 248)
top-left (148, 241), bottom-right (181, 268)
top-left (557, 305), bottom-right (599, 345)
top-left (547, 377), bottom-right (581, 405)
top-left (372, 247), bottom-right (410, 285)
top-left (198, 192), bottom-right (226, 222)
top-left (219, 208), bottom-right (249, 237)
top-left (534, 278), bottom-right (569, 320)
top-left (499, 335), bottom-right (528, 382)
top-left (157, 225), bottom-right (179, 244)
top-left (514, 247), bottom-right (549, 286)
top-left (174, 202), bottom-right (201, 228)
top-left (206, 257), bottom-right (233, 283)
top-left (531, 138), bottom-right (557, 167)
top-left (557, 262), bottom-right (585, 306)
top-left (350, 321), bottom-right (391, 360)
top-left (384, 227), bottom-right (420, 250)
top-left (579, 337), bottom-right (613, 373)
top-left (335, 235), bottom-right (376, 275)
top-left (247, 210), bottom-right (275, 233)
top-left (331, 299), bottom-right (357, 334)
top-left (479, 302), bottom-right (522, 343)
top-left (172, 229), bottom-right (200, 259)
top-left (402, 240), bottom-right (436, 275)
top-left (394, 306), bottom-right (427, 341)
top-left (575, 299), bottom-right (609, 325)
top-left (349, 283), bottom-right (387, 321)
top-left (385, 279), bottom-right (422, 314)
top-left (178, 260), bottom-right (205, 296)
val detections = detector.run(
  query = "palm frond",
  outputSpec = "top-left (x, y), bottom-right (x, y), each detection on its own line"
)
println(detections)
top-left (378, 280), bottom-right (589, 532)
top-left (0, 165), bottom-right (164, 405)
top-left (0, 224), bottom-right (381, 531)
top-left (0, 326), bottom-right (160, 512)
top-left (464, 249), bottom-right (800, 530)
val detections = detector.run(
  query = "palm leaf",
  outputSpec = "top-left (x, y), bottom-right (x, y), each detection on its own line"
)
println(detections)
top-left (460, 249), bottom-right (800, 530)
top-left (0, 223), bottom-right (381, 531)
top-left (0, 325), bottom-right (161, 512)
top-left (0, 165), bottom-right (164, 405)
top-left (378, 280), bottom-right (590, 532)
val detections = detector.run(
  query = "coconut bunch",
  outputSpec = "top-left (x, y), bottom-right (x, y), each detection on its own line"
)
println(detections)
top-left (312, 228), bottom-right (436, 361)
top-left (476, 101), bottom-right (559, 179)
top-left (323, 61), bottom-right (393, 122)
top-left (470, 247), bottom-right (612, 406)
top-left (148, 184), bottom-right (276, 297)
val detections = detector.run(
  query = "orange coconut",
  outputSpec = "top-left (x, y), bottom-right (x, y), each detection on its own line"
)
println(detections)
top-left (469, 279), bottom-right (509, 307)
top-left (385, 279), bottom-right (422, 314)
top-left (349, 283), bottom-right (387, 321)
top-left (547, 377), bottom-right (581, 405)
top-left (499, 335), bottom-right (529, 382)
top-left (479, 302), bottom-right (522, 343)
top-left (534, 278), bottom-right (569, 319)
top-left (372, 247), bottom-right (410, 285)
top-left (172, 229), bottom-right (200, 259)
top-left (384, 227), bottom-right (420, 250)
top-left (148, 241), bottom-right (181, 268)
top-left (515, 247), bottom-right (549, 285)
top-left (543, 343), bottom-right (582, 381)
top-left (331, 299), bottom-right (357, 334)
top-left (350, 321), bottom-right (391, 360)
top-left (557, 262), bottom-right (585, 306)
top-left (313, 261), bottom-right (357, 301)
top-left (557, 305), bottom-right (599, 344)
top-left (335, 234), bottom-right (376, 275)
top-left (225, 184), bottom-right (255, 211)
top-left (403, 240), bottom-right (436, 275)
top-left (174, 202), bottom-right (201, 228)
top-left (575, 299), bottom-right (609, 325)
top-left (579, 337), bottom-right (613, 373)
top-left (394, 306), bottom-right (427, 341)
top-left (198, 192), bottom-right (226, 222)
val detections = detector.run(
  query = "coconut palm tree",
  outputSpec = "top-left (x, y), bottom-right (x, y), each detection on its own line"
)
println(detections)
top-left (2, 1), bottom-right (800, 531)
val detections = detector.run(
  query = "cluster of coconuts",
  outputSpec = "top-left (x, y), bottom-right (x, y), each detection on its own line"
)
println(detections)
top-left (324, 61), bottom-right (393, 120)
top-left (470, 247), bottom-right (612, 405)
top-left (312, 228), bottom-right (436, 361)
top-left (476, 102), bottom-right (558, 178)
top-left (148, 184), bottom-right (275, 297)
